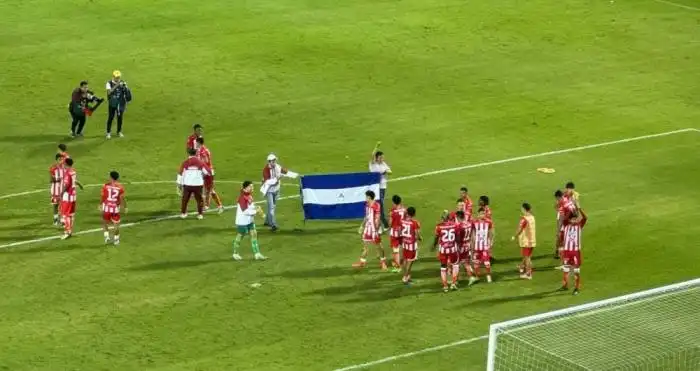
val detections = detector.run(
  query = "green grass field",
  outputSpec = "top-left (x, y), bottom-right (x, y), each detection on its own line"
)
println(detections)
top-left (1, 0), bottom-right (699, 370)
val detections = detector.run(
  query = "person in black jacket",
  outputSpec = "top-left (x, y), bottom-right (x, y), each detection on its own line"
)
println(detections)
top-left (105, 70), bottom-right (132, 139)
top-left (68, 81), bottom-right (103, 138)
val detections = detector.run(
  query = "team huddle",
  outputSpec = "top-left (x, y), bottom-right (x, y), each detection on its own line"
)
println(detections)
top-left (355, 183), bottom-right (588, 295)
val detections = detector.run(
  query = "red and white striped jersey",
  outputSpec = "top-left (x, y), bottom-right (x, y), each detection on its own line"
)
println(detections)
top-left (62, 168), bottom-right (78, 202)
top-left (50, 165), bottom-right (65, 197)
top-left (562, 217), bottom-right (588, 251)
top-left (186, 134), bottom-right (201, 151)
top-left (435, 221), bottom-right (458, 254)
top-left (462, 195), bottom-right (474, 220)
top-left (101, 181), bottom-right (125, 213)
top-left (557, 196), bottom-right (577, 219)
top-left (197, 145), bottom-right (214, 174)
top-left (472, 219), bottom-right (494, 251)
top-left (400, 218), bottom-right (420, 248)
top-left (363, 202), bottom-right (381, 237)
top-left (457, 219), bottom-right (472, 247)
top-left (390, 205), bottom-right (406, 237)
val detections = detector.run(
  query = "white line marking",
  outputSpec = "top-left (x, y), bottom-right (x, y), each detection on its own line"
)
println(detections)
top-left (0, 180), bottom-right (296, 200)
top-left (652, 0), bottom-right (700, 11)
top-left (333, 335), bottom-right (489, 371)
top-left (0, 128), bottom-right (696, 251)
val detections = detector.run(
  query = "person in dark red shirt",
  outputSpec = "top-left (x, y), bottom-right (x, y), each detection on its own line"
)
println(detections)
top-left (68, 81), bottom-right (103, 137)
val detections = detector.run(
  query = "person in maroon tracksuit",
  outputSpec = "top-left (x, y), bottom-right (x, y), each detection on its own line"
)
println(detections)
top-left (177, 148), bottom-right (210, 219)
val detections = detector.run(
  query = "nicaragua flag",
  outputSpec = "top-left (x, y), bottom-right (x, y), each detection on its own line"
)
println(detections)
top-left (300, 172), bottom-right (381, 220)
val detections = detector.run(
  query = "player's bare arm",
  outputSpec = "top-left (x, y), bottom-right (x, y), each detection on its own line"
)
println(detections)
top-left (76, 181), bottom-right (84, 190)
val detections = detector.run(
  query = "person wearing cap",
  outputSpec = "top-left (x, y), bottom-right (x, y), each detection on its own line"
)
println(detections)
top-left (261, 154), bottom-right (298, 231)
top-left (105, 70), bottom-right (132, 139)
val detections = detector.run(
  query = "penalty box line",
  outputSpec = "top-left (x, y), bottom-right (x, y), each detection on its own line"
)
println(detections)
top-left (0, 127), bottom-right (697, 251)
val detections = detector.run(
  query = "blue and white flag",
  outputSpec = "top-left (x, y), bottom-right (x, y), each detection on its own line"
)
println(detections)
top-left (300, 172), bottom-right (381, 220)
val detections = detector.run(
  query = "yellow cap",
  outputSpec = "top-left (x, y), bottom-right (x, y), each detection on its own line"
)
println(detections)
top-left (112, 70), bottom-right (122, 78)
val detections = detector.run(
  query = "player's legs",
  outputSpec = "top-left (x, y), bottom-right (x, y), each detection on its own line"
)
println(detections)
top-left (102, 215), bottom-right (111, 243)
top-left (439, 262), bottom-right (449, 292)
top-left (210, 181), bottom-right (223, 210)
top-left (560, 252), bottom-right (572, 290)
top-left (193, 186), bottom-right (204, 216)
top-left (76, 115), bottom-right (86, 136)
top-left (450, 258), bottom-right (460, 289)
top-left (52, 202), bottom-right (60, 225)
top-left (390, 237), bottom-right (401, 270)
top-left (483, 254), bottom-right (492, 283)
top-left (374, 241), bottom-right (388, 270)
top-left (249, 226), bottom-right (265, 259)
top-left (181, 187), bottom-right (193, 215)
top-left (353, 242), bottom-right (370, 267)
top-left (232, 225), bottom-right (248, 259)
top-left (112, 214), bottom-right (121, 245)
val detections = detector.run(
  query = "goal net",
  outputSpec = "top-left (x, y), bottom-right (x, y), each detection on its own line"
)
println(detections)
top-left (486, 278), bottom-right (700, 371)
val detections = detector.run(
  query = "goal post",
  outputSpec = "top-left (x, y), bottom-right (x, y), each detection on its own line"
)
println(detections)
top-left (486, 278), bottom-right (700, 371)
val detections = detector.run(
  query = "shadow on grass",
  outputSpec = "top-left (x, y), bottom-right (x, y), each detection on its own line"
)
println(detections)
top-left (0, 220), bottom-right (47, 232)
top-left (460, 288), bottom-right (565, 307)
top-left (8, 241), bottom-right (99, 254)
top-left (264, 266), bottom-right (359, 279)
top-left (261, 226), bottom-right (357, 236)
top-left (128, 259), bottom-right (231, 271)
top-left (493, 253), bottom-right (552, 264)
top-left (0, 134), bottom-right (68, 144)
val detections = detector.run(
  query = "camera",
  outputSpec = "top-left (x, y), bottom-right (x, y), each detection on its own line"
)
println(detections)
top-left (86, 90), bottom-right (105, 104)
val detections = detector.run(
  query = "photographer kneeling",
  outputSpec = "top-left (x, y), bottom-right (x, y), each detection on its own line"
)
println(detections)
top-left (105, 70), bottom-right (132, 139)
top-left (68, 81), bottom-right (104, 138)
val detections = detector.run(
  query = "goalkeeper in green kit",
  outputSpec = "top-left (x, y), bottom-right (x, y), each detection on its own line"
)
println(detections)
top-left (232, 181), bottom-right (267, 261)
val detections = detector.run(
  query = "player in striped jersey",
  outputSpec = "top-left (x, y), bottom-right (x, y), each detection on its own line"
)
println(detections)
top-left (554, 189), bottom-right (577, 260)
top-left (400, 206), bottom-right (421, 284)
top-left (60, 158), bottom-right (83, 240)
top-left (560, 209), bottom-right (587, 296)
top-left (470, 210), bottom-right (494, 286)
top-left (389, 195), bottom-right (406, 272)
top-left (57, 143), bottom-right (70, 164)
top-left (196, 137), bottom-right (223, 214)
top-left (433, 211), bottom-right (460, 292)
top-left (100, 171), bottom-right (127, 245)
top-left (354, 190), bottom-right (387, 270)
top-left (454, 210), bottom-right (474, 280)
top-left (49, 154), bottom-right (65, 225)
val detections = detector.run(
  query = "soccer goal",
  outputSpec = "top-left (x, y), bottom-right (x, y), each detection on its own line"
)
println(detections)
top-left (486, 278), bottom-right (700, 371)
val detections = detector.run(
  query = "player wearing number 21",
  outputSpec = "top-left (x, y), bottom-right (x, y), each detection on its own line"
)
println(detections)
top-left (100, 171), bottom-right (127, 245)
top-left (433, 211), bottom-right (460, 293)
top-left (399, 206), bottom-right (421, 285)
top-left (470, 210), bottom-right (495, 286)
top-left (560, 209), bottom-right (587, 296)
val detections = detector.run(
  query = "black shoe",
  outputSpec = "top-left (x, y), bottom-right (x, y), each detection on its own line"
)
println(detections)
top-left (558, 285), bottom-right (569, 292)
top-left (270, 226), bottom-right (278, 232)
top-left (572, 289), bottom-right (580, 296)
top-left (553, 253), bottom-right (560, 259)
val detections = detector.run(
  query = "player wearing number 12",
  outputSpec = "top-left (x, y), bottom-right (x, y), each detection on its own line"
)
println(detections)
top-left (389, 195), bottom-right (406, 272)
top-left (100, 171), bottom-right (127, 245)
top-left (433, 211), bottom-right (460, 292)
top-left (399, 206), bottom-right (421, 284)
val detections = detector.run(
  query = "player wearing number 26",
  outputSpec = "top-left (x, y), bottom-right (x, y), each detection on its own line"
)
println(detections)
top-left (434, 212), bottom-right (460, 292)
top-left (101, 171), bottom-right (126, 246)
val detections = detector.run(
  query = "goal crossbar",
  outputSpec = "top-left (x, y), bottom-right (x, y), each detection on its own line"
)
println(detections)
top-left (486, 278), bottom-right (700, 371)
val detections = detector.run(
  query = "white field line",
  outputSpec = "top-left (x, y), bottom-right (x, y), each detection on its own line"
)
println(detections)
top-left (652, 0), bottom-right (700, 11)
top-left (0, 180), bottom-right (296, 200)
top-left (333, 335), bottom-right (490, 371)
top-left (0, 127), bottom-right (697, 251)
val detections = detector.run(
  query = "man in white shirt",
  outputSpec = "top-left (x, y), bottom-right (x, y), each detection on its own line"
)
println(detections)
top-left (369, 142), bottom-right (391, 229)
top-left (260, 153), bottom-right (298, 232)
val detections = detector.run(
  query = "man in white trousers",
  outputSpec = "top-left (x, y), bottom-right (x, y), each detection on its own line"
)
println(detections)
top-left (261, 153), bottom-right (298, 232)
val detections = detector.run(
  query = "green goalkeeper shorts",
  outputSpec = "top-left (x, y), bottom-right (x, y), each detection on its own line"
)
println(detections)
top-left (236, 223), bottom-right (256, 235)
